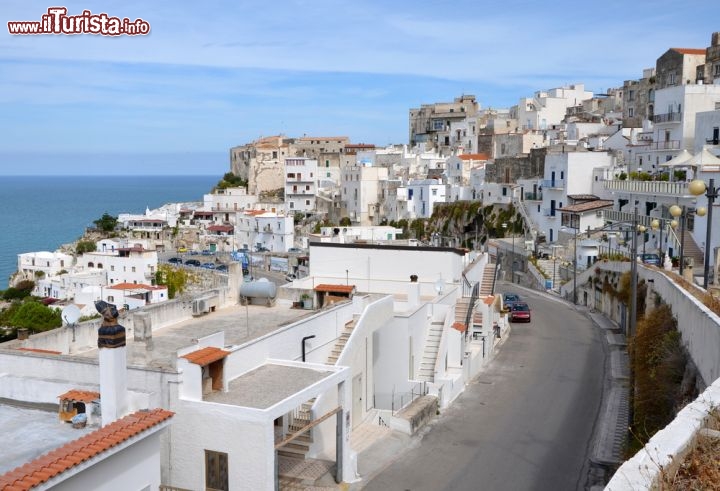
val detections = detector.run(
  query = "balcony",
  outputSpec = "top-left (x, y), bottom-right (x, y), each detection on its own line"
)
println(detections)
top-left (524, 192), bottom-right (543, 201)
top-left (653, 112), bottom-right (682, 123)
top-left (647, 140), bottom-right (680, 150)
top-left (603, 179), bottom-right (694, 197)
top-left (540, 179), bottom-right (565, 189)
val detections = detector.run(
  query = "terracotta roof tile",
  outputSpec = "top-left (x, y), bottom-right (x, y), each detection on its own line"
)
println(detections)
top-left (0, 409), bottom-right (173, 490)
top-left (314, 284), bottom-right (356, 294)
top-left (181, 346), bottom-right (230, 365)
top-left (558, 200), bottom-right (614, 213)
top-left (108, 282), bottom-right (165, 291)
top-left (16, 348), bottom-right (61, 355)
top-left (58, 390), bottom-right (100, 403)
top-left (458, 153), bottom-right (490, 161)
top-left (672, 48), bottom-right (706, 55)
top-left (452, 321), bottom-right (467, 332)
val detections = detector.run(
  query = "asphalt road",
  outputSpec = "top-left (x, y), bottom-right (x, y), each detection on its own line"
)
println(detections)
top-left (364, 284), bottom-right (605, 491)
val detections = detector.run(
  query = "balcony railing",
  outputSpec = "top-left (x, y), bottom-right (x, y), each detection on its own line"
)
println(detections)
top-left (524, 192), bottom-right (543, 201)
top-left (653, 112), bottom-right (682, 123)
top-left (649, 140), bottom-right (680, 150)
top-left (603, 179), bottom-right (694, 197)
top-left (540, 179), bottom-right (565, 189)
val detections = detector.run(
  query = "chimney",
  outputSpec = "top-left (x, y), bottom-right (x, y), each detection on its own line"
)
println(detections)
top-left (95, 301), bottom-right (128, 426)
top-left (408, 275), bottom-right (420, 307)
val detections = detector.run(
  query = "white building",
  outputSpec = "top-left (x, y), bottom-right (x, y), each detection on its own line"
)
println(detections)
top-left (35, 269), bottom-right (106, 301)
top-left (445, 154), bottom-right (489, 187)
top-left (102, 282), bottom-right (169, 310)
top-left (312, 226), bottom-right (404, 244)
top-left (15, 251), bottom-right (74, 286)
top-left (634, 84), bottom-right (720, 172)
top-left (693, 107), bottom-right (720, 155)
top-left (204, 187), bottom-right (258, 223)
top-left (79, 245), bottom-right (159, 286)
top-left (285, 157), bottom-right (318, 213)
top-left (514, 84), bottom-right (593, 131)
top-left (403, 179), bottom-right (448, 219)
top-left (342, 162), bottom-right (388, 226)
top-left (235, 211), bottom-right (295, 252)
top-left (532, 149), bottom-right (615, 243)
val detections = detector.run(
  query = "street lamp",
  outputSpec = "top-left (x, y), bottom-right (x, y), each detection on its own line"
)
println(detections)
top-left (630, 206), bottom-right (639, 337)
top-left (688, 178), bottom-right (719, 289)
top-left (651, 218), bottom-right (665, 258)
top-left (552, 254), bottom-right (557, 292)
top-left (638, 224), bottom-right (647, 256)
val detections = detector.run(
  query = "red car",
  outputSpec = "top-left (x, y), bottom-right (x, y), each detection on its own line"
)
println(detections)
top-left (509, 302), bottom-right (531, 322)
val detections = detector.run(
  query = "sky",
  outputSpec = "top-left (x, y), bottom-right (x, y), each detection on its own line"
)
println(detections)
top-left (1, 0), bottom-right (719, 175)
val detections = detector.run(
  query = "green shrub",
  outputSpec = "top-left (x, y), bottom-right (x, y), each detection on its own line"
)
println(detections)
top-left (9, 301), bottom-right (62, 331)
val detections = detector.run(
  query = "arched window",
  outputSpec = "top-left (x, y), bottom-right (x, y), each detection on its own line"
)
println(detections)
top-left (97, 263), bottom-right (103, 269)
top-left (88, 262), bottom-right (94, 268)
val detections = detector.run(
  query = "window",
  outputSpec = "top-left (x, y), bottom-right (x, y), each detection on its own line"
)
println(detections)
top-left (628, 90), bottom-right (635, 101)
top-left (305, 200), bottom-right (310, 205)
top-left (108, 296), bottom-right (114, 302)
top-left (432, 189), bottom-right (437, 196)
top-left (628, 107), bottom-right (634, 117)
top-left (131, 266), bottom-right (136, 272)
top-left (715, 64), bottom-right (720, 76)
top-left (327, 172), bottom-right (331, 178)
top-left (326, 160), bottom-right (329, 167)
top-left (205, 450), bottom-right (229, 491)
top-left (111, 265), bottom-right (115, 271)
top-left (272, 151), bottom-right (277, 159)
top-left (289, 202), bottom-right (294, 209)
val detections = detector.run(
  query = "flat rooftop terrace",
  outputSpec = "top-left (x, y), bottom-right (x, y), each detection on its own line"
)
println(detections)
top-left (204, 364), bottom-right (332, 409)
top-left (72, 299), bottom-right (314, 369)
top-left (0, 404), bottom-right (94, 475)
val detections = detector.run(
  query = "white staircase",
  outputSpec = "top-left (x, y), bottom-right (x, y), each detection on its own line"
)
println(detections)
top-left (418, 321), bottom-right (444, 382)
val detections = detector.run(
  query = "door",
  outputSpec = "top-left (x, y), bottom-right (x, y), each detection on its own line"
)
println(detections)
top-left (352, 374), bottom-right (363, 428)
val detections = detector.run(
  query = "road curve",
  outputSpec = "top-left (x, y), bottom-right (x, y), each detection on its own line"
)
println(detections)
top-left (363, 284), bottom-right (605, 491)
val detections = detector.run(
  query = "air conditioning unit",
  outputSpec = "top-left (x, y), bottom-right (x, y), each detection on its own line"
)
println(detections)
top-left (192, 299), bottom-right (208, 317)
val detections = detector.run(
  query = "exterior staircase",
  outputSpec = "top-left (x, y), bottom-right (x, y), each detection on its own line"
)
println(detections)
top-left (536, 258), bottom-right (561, 291)
top-left (417, 321), bottom-right (444, 382)
top-left (679, 229), bottom-right (704, 270)
top-left (278, 315), bottom-right (360, 459)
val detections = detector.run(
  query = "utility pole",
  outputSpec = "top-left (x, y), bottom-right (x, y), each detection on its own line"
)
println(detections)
top-left (630, 206), bottom-right (638, 337)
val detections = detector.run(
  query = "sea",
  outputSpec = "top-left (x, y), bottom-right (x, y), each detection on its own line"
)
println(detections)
top-left (0, 175), bottom-right (219, 289)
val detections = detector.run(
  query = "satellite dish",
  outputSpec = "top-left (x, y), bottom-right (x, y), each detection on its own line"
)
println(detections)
top-left (61, 305), bottom-right (81, 326)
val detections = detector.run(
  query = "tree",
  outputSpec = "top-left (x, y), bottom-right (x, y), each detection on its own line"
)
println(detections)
top-left (93, 213), bottom-right (118, 232)
top-left (155, 264), bottom-right (190, 299)
top-left (76, 240), bottom-right (97, 254)
top-left (216, 172), bottom-right (248, 189)
top-left (339, 217), bottom-right (352, 226)
top-left (3, 280), bottom-right (34, 300)
top-left (9, 301), bottom-right (62, 331)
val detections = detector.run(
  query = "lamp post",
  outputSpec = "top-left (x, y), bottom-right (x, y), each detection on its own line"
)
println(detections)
top-left (688, 178), bottom-right (719, 289)
top-left (651, 218), bottom-right (664, 258)
top-left (638, 224), bottom-right (647, 256)
top-left (630, 206), bottom-right (638, 337)
top-left (552, 254), bottom-right (557, 292)
top-left (572, 215), bottom-right (578, 305)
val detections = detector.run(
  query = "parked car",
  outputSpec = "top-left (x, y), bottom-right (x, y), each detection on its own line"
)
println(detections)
top-left (503, 292), bottom-right (521, 306)
top-left (201, 250), bottom-right (213, 256)
top-left (201, 262), bottom-right (216, 269)
top-left (168, 257), bottom-right (183, 264)
top-left (177, 246), bottom-right (187, 253)
top-left (288, 247), bottom-right (303, 254)
top-left (255, 246), bottom-right (269, 252)
top-left (509, 302), bottom-right (531, 322)
top-left (641, 253), bottom-right (661, 266)
top-left (285, 273), bottom-right (297, 282)
top-left (184, 259), bottom-right (201, 267)
top-left (215, 264), bottom-right (228, 272)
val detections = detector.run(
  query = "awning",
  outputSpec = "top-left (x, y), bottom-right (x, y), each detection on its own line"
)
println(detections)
top-left (659, 149), bottom-right (693, 168)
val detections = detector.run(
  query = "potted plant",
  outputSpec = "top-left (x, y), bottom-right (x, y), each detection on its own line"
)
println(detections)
top-left (301, 293), bottom-right (313, 310)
